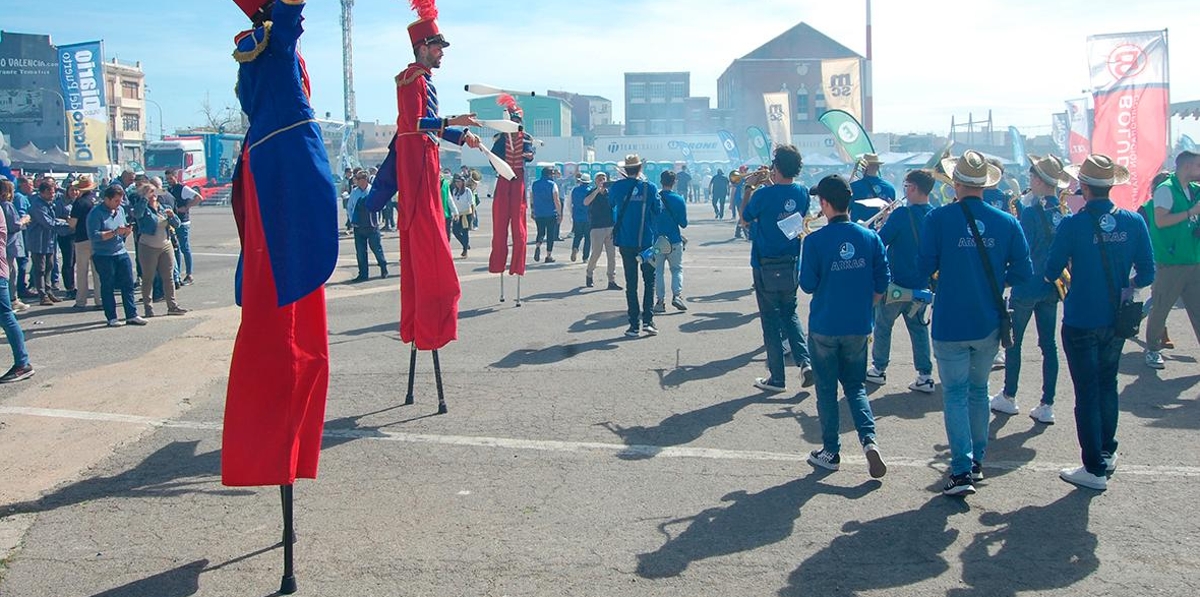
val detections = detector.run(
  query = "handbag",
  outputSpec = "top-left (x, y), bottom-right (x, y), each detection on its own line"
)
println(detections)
top-left (758, 255), bottom-right (799, 293)
top-left (1088, 209), bottom-right (1144, 339)
top-left (961, 202), bottom-right (1015, 348)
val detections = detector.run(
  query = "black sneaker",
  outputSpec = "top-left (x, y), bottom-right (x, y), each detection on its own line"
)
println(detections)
top-left (643, 323), bottom-right (658, 336)
top-left (624, 325), bottom-right (640, 338)
top-left (807, 449), bottom-right (841, 471)
top-left (970, 460), bottom-right (984, 482)
top-left (672, 295), bottom-right (687, 311)
top-left (586, 275), bottom-right (594, 288)
top-left (942, 473), bottom-right (976, 496)
top-left (533, 247), bottom-right (541, 262)
top-left (607, 281), bottom-right (623, 291)
top-left (800, 364), bottom-right (815, 388)
top-left (0, 363), bottom-right (34, 383)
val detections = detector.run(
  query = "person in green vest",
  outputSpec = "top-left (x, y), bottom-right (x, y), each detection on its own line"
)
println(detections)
top-left (1143, 150), bottom-right (1200, 370)
top-left (440, 168), bottom-right (457, 240)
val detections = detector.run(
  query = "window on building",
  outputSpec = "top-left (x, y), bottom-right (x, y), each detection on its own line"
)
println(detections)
top-left (121, 81), bottom-right (140, 100)
top-left (649, 82), bottom-right (666, 99)
top-left (669, 81), bottom-right (685, 99)
top-left (628, 83), bottom-right (645, 102)
top-left (531, 118), bottom-right (553, 137)
top-left (815, 91), bottom-right (827, 112)
top-left (669, 120), bottom-right (685, 134)
top-left (650, 119), bottom-right (667, 135)
top-left (795, 87), bottom-right (810, 121)
top-left (122, 112), bottom-right (141, 132)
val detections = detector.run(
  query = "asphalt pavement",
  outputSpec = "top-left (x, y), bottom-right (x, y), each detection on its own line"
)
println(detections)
top-left (0, 199), bottom-right (1198, 597)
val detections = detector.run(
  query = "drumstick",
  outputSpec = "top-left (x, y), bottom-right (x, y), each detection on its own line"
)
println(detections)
top-left (464, 83), bottom-right (536, 97)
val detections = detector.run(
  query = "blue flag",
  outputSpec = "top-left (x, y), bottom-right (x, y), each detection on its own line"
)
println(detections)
top-left (716, 130), bottom-right (742, 163)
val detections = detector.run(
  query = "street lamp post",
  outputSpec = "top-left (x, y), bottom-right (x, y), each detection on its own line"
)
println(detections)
top-left (40, 88), bottom-right (69, 151)
top-left (145, 98), bottom-right (165, 140)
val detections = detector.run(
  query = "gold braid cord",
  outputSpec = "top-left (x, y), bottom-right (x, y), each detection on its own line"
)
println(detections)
top-left (232, 22), bottom-right (272, 64)
top-left (395, 65), bottom-right (427, 88)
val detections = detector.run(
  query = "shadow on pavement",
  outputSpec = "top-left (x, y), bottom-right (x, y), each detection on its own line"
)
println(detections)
top-left (654, 346), bottom-right (765, 389)
top-left (982, 414), bottom-right (1046, 480)
top-left (949, 492), bottom-right (1099, 597)
top-left (490, 336), bottom-right (635, 368)
top-left (636, 471), bottom-right (880, 579)
top-left (687, 288), bottom-right (753, 304)
top-left (21, 319), bottom-right (112, 340)
top-left (1117, 365), bottom-right (1200, 430)
top-left (87, 559), bottom-right (208, 597)
top-left (599, 392), bottom-right (806, 460)
top-left (786, 388), bottom-right (943, 448)
top-left (568, 310), bottom-right (629, 334)
top-left (520, 287), bottom-right (585, 302)
top-left (1, 441), bottom-right (252, 520)
top-left (779, 497), bottom-right (971, 596)
top-left (677, 311), bottom-right (757, 334)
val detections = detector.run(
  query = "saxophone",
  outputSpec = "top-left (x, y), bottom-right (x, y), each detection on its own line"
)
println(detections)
top-left (1052, 191), bottom-right (1072, 300)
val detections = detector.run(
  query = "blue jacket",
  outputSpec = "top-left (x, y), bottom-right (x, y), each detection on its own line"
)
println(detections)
top-left (876, 203), bottom-right (933, 290)
top-left (132, 198), bottom-right (181, 237)
top-left (849, 175), bottom-right (896, 223)
top-left (2, 202), bottom-right (21, 259)
top-left (610, 178), bottom-right (660, 248)
top-left (801, 217), bottom-right (890, 336)
top-left (347, 185), bottom-right (379, 229)
top-left (26, 198), bottom-right (68, 255)
top-left (531, 177), bottom-right (559, 218)
top-left (1045, 199), bottom-right (1155, 329)
top-left (87, 204), bottom-right (131, 256)
top-left (743, 183), bottom-right (809, 267)
top-left (919, 197), bottom-right (1034, 342)
top-left (655, 190), bottom-right (688, 244)
top-left (570, 184), bottom-right (591, 222)
top-left (1011, 196), bottom-right (1064, 301)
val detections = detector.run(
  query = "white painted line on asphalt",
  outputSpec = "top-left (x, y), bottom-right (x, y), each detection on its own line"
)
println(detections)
top-left (2, 405), bottom-right (1197, 478)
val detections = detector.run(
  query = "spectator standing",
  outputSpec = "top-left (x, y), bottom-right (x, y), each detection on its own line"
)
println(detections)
top-left (1142, 150), bottom-right (1200, 369)
top-left (531, 166), bottom-right (561, 263)
top-left (1, 180), bottom-right (30, 312)
top-left (133, 183), bottom-right (188, 317)
top-left (569, 173), bottom-right (593, 263)
top-left (13, 177), bottom-right (33, 301)
top-left (27, 182), bottom-right (69, 305)
top-left (164, 168), bottom-right (203, 285)
top-left (710, 169), bottom-right (729, 219)
top-left (346, 171), bottom-right (389, 282)
top-left (68, 175), bottom-right (102, 309)
top-left (0, 183), bottom-right (32, 383)
top-left (55, 182), bottom-right (79, 295)
top-left (584, 173), bottom-right (620, 290)
top-left (88, 185), bottom-right (146, 327)
top-left (449, 174), bottom-right (474, 258)
top-left (652, 171), bottom-right (688, 313)
top-left (676, 166), bottom-right (693, 203)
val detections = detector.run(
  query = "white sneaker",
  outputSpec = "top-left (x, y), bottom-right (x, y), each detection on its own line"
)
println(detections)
top-left (865, 366), bottom-right (886, 385)
top-left (992, 352), bottom-right (1005, 370)
top-left (1145, 351), bottom-right (1165, 370)
top-left (1029, 403), bottom-right (1055, 425)
top-left (989, 392), bottom-right (1019, 415)
top-left (1059, 466), bottom-right (1107, 491)
top-left (908, 374), bottom-right (935, 393)
top-left (1102, 452), bottom-right (1118, 473)
top-left (864, 443), bottom-right (887, 479)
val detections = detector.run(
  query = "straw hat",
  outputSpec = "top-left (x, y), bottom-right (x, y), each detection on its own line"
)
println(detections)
top-left (1027, 154), bottom-right (1072, 189)
top-left (618, 154), bottom-right (644, 169)
top-left (1068, 154), bottom-right (1130, 187)
top-left (861, 153), bottom-right (884, 165)
top-left (74, 174), bottom-right (97, 192)
top-left (578, 173), bottom-right (592, 184)
top-left (941, 150), bottom-right (1002, 188)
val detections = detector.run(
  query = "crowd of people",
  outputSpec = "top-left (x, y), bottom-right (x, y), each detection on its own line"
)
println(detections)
top-left (0, 169), bottom-right (202, 383)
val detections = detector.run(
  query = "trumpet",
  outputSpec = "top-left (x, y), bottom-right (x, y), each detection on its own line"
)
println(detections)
top-left (862, 196), bottom-right (904, 230)
top-left (848, 156), bottom-right (866, 182)
top-left (728, 170), bottom-right (743, 185)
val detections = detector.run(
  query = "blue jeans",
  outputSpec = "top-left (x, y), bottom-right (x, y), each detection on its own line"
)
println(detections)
top-left (570, 220), bottom-right (591, 260)
top-left (353, 227), bottom-right (387, 278)
top-left (93, 253), bottom-right (138, 321)
top-left (654, 243), bottom-right (684, 301)
top-left (810, 333), bottom-right (876, 454)
top-left (934, 331), bottom-right (999, 476)
top-left (1003, 294), bottom-right (1059, 404)
top-left (0, 279), bottom-right (29, 368)
top-left (620, 246), bottom-right (656, 326)
top-left (175, 223), bottom-right (193, 278)
top-left (752, 267), bottom-right (810, 387)
top-left (1061, 325), bottom-right (1123, 477)
top-left (871, 299), bottom-right (933, 375)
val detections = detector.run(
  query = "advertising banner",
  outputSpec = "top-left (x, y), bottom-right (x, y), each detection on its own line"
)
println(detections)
top-left (747, 126), bottom-right (771, 165)
top-left (820, 58), bottom-right (863, 122)
top-left (1051, 112), bottom-right (1070, 157)
top-left (818, 109), bottom-right (875, 161)
top-left (1088, 30), bottom-right (1169, 208)
top-left (763, 92), bottom-right (792, 148)
top-left (1066, 98), bottom-right (1091, 166)
top-left (716, 130), bottom-right (741, 163)
top-left (57, 41), bottom-right (108, 167)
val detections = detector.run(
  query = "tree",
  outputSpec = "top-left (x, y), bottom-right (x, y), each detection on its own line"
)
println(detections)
top-left (197, 94), bottom-right (245, 134)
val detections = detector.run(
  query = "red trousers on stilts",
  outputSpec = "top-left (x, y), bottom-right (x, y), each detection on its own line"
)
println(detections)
top-left (223, 155), bottom-right (329, 487)
top-left (489, 172), bottom-right (528, 275)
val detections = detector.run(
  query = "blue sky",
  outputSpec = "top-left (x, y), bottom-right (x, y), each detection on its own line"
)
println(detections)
top-left (6, 0), bottom-right (1200, 137)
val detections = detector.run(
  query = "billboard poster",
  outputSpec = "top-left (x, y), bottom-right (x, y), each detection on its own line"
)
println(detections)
top-left (763, 92), bottom-right (792, 148)
top-left (57, 41), bottom-right (108, 167)
top-left (820, 58), bottom-right (863, 123)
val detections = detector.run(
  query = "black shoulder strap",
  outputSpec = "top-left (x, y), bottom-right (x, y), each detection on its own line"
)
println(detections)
top-left (614, 181), bottom-right (648, 229)
top-left (660, 190), bottom-right (682, 227)
top-left (906, 206), bottom-right (920, 243)
top-left (1087, 208), bottom-right (1122, 312)
top-left (959, 201), bottom-right (1008, 316)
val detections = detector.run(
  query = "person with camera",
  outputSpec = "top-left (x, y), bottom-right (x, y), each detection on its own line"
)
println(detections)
top-left (1045, 154), bottom-right (1154, 491)
top-left (1142, 150), bottom-right (1200, 370)
top-left (88, 185), bottom-right (146, 327)
top-left (866, 169), bottom-right (936, 394)
top-left (583, 172), bottom-right (619, 290)
top-left (918, 150), bottom-right (1032, 496)
top-left (133, 183), bottom-right (188, 318)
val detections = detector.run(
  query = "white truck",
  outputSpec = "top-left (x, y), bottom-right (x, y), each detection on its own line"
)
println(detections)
top-left (144, 137), bottom-right (207, 195)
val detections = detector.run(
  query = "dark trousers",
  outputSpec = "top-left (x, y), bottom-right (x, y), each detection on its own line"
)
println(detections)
top-left (30, 253), bottom-right (55, 297)
top-left (1062, 324), bottom-right (1123, 477)
top-left (353, 227), bottom-right (387, 279)
top-left (15, 256), bottom-right (28, 297)
top-left (451, 218), bottom-right (470, 251)
top-left (619, 246), bottom-right (655, 326)
top-left (534, 216), bottom-right (558, 253)
top-left (570, 220), bottom-right (591, 260)
top-left (57, 235), bottom-right (75, 290)
top-left (752, 267), bottom-right (811, 384)
top-left (712, 195), bottom-right (726, 218)
top-left (1004, 294), bottom-right (1059, 404)
top-left (93, 253), bottom-right (138, 321)
top-left (382, 203), bottom-right (396, 230)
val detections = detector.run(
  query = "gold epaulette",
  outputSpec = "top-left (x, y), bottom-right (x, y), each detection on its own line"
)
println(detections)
top-left (395, 65), bottom-right (427, 87)
top-left (232, 22), bottom-right (272, 64)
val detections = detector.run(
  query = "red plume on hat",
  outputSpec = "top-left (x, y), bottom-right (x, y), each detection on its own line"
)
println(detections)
top-left (497, 93), bottom-right (523, 120)
top-left (407, 0), bottom-right (449, 47)
top-left (233, 0), bottom-right (271, 19)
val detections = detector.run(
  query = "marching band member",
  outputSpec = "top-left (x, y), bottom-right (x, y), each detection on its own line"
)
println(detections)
top-left (801, 173), bottom-right (890, 478)
top-left (866, 169), bottom-right (936, 394)
top-left (990, 154), bottom-right (1072, 424)
top-left (849, 153), bottom-right (895, 224)
top-left (1045, 154), bottom-right (1154, 491)
top-left (919, 150), bottom-right (1032, 497)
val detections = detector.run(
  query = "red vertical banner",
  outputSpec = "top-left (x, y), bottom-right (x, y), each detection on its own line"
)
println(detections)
top-left (1088, 30), bottom-right (1169, 209)
top-left (1065, 99), bottom-right (1091, 165)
